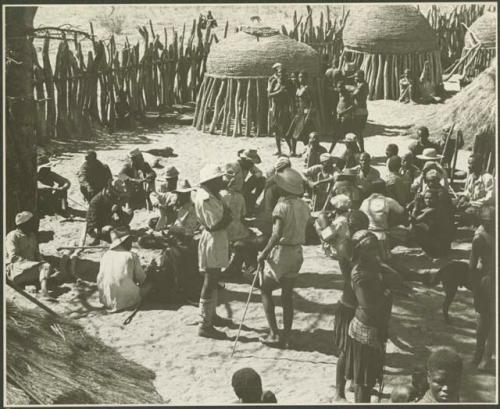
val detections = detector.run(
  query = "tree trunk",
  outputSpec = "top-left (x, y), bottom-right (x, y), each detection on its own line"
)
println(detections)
top-left (5, 7), bottom-right (37, 231)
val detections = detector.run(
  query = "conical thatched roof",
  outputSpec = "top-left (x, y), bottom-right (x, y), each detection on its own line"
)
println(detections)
top-left (465, 11), bottom-right (496, 48)
top-left (206, 27), bottom-right (320, 77)
top-left (343, 5), bottom-right (439, 54)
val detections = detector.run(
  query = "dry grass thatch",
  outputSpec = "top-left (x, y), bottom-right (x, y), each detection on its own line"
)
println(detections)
top-left (416, 60), bottom-right (496, 148)
top-left (343, 4), bottom-right (439, 54)
top-left (6, 301), bottom-right (164, 405)
top-left (206, 28), bottom-right (320, 78)
top-left (464, 11), bottom-right (496, 49)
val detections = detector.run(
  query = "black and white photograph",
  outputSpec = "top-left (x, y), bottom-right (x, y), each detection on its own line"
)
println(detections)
top-left (3, 1), bottom-right (497, 405)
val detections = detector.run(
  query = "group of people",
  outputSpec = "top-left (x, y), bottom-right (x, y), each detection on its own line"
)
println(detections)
top-left (5, 61), bottom-right (496, 404)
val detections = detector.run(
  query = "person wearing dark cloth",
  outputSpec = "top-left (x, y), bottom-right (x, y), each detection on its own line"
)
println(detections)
top-left (399, 152), bottom-right (421, 187)
top-left (324, 61), bottom-right (343, 132)
top-left (303, 131), bottom-right (327, 168)
top-left (419, 347), bottom-right (463, 403)
top-left (344, 230), bottom-right (393, 403)
top-left (408, 126), bottom-right (440, 168)
top-left (231, 368), bottom-right (277, 403)
top-left (469, 206), bottom-right (495, 370)
top-left (332, 209), bottom-right (369, 402)
top-left (257, 168), bottom-right (310, 347)
top-left (335, 79), bottom-right (355, 146)
top-left (268, 64), bottom-right (293, 156)
top-left (385, 143), bottom-right (399, 160)
top-left (118, 148), bottom-right (157, 210)
top-left (385, 156), bottom-right (411, 206)
top-left (37, 166), bottom-right (71, 216)
top-left (86, 181), bottom-right (133, 245)
top-left (115, 90), bottom-right (132, 129)
top-left (351, 70), bottom-right (369, 152)
top-left (339, 133), bottom-right (361, 169)
top-left (398, 68), bottom-right (414, 103)
top-left (77, 150), bottom-right (113, 202)
top-left (287, 70), bottom-right (320, 156)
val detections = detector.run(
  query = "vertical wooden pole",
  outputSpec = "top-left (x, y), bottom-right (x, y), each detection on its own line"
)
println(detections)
top-left (233, 79), bottom-right (242, 137)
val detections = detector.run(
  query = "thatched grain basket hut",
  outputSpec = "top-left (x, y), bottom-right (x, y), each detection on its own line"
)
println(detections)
top-left (460, 11), bottom-right (496, 79)
top-left (6, 301), bottom-right (164, 405)
top-left (193, 25), bottom-right (324, 137)
top-left (341, 5), bottom-right (443, 100)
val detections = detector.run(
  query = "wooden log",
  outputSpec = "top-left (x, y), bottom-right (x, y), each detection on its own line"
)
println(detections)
top-left (233, 79), bottom-right (242, 137)
top-left (222, 78), bottom-right (232, 135)
top-left (210, 79), bottom-right (226, 133)
top-left (367, 53), bottom-right (377, 100)
top-left (383, 55), bottom-right (390, 100)
top-left (392, 54), bottom-right (398, 100)
top-left (193, 76), bottom-right (207, 123)
top-left (245, 79), bottom-right (251, 137)
top-left (375, 54), bottom-right (384, 100)
top-left (255, 78), bottom-right (262, 137)
top-left (196, 76), bottom-right (213, 129)
top-left (202, 77), bottom-right (217, 132)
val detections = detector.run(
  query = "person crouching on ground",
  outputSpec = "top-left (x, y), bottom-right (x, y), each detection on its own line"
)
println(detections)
top-left (419, 347), bottom-right (463, 403)
top-left (5, 211), bottom-right (57, 299)
top-left (257, 168), bottom-right (310, 348)
top-left (97, 227), bottom-right (152, 312)
top-left (344, 230), bottom-right (393, 403)
top-left (195, 164), bottom-right (233, 339)
top-left (37, 165), bottom-right (71, 217)
top-left (231, 367), bottom-right (277, 403)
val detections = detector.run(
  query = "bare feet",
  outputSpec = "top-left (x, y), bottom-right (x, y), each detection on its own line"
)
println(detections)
top-left (260, 333), bottom-right (280, 346)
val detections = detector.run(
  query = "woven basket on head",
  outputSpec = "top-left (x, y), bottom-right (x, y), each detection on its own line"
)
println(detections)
top-left (206, 28), bottom-right (321, 78)
top-left (343, 4), bottom-right (439, 54)
top-left (464, 11), bottom-right (496, 49)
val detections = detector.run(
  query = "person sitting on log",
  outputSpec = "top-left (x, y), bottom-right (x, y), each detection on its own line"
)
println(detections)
top-left (149, 166), bottom-right (180, 231)
top-left (118, 148), bottom-right (157, 211)
top-left (418, 347), bottom-right (463, 403)
top-left (399, 68), bottom-right (414, 104)
top-left (455, 154), bottom-right (495, 226)
top-left (418, 61), bottom-right (442, 104)
top-left (354, 152), bottom-right (381, 199)
top-left (303, 153), bottom-right (338, 211)
top-left (77, 150), bottom-right (112, 203)
top-left (5, 211), bottom-right (58, 299)
top-left (385, 156), bottom-right (411, 207)
top-left (97, 227), bottom-right (152, 312)
top-left (37, 165), bottom-right (71, 217)
top-left (257, 168), bottom-right (310, 348)
top-left (351, 70), bottom-right (369, 153)
top-left (385, 143), bottom-right (399, 160)
top-left (226, 149), bottom-right (266, 215)
top-left (86, 180), bottom-right (133, 245)
top-left (303, 131), bottom-right (327, 168)
top-left (115, 90), bottom-right (132, 129)
top-left (268, 63), bottom-right (293, 156)
top-left (231, 368), bottom-right (277, 403)
top-left (339, 133), bottom-right (361, 169)
top-left (408, 127), bottom-right (440, 168)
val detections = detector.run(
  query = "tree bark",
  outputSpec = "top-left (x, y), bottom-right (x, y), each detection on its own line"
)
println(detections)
top-left (5, 7), bottom-right (37, 231)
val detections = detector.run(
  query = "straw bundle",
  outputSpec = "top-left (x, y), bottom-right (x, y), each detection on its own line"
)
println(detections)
top-left (416, 60), bottom-right (495, 150)
top-left (6, 301), bottom-right (164, 405)
top-left (195, 27), bottom-right (323, 137)
top-left (341, 5), bottom-right (442, 101)
top-left (464, 11), bottom-right (496, 48)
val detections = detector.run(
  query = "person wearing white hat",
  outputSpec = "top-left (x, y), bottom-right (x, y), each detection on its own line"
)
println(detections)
top-left (5, 211), bottom-right (53, 298)
top-left (118, 148), bottom-right (156, 210)
top-left (340, 132), bottom-right (361, 169)
top-left (408, 127), bottom-right (441, 168)
top-left (303, 153), bottom-right (338, 211)
top-left (194, 164), bottom-right (233, 339)
top-left (97, 227), bottom-right (150, 312)
top-left (268, 64), bottom-right (293, 156)
top-left (149, 166), bottom-right (180, 231)
top-left (257, 168), bottom-right (310, 348)
top-left (37, 165), bottom-right (71, 216)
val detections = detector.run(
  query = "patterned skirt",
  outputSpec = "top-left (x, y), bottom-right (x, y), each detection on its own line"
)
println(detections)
top-left (333, 302), bottom-right (355, 355)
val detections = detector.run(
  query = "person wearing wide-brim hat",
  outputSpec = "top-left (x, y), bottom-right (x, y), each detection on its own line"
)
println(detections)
top-left (257, 167), bottom-right (310, 348)
top-left (5, 211), bottom-right (55, 298)
top-left (118, 148), bottom-right (157, 211)
top-left (97, 227), bottom-right (151, 312)
top-left (37, 164), bottom-right (71, 217)
top-left (149, 166), bottom-right (180, 232)
top-left (194, 164), bottom-right (233, 339)
top-left (168, 179), bottom-right (199, 238)
top-left (303, 152), bottom-right (337, 211)
top-left (339, 133), bottom-right (361, 169)
top-left (416, 147), bottom-right (443, 162)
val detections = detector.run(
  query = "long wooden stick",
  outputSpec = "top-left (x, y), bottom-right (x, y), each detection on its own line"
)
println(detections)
top-left (6, 279), bottom-right (60, 317)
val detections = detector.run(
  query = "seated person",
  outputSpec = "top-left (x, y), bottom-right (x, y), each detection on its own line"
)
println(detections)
top-left (331, 168), bottom-right (362, 209)
top-left (418, 347), bottom-right (463, 403)
top-left (303, 153), bottom-right (338, 211)
top-left (37, 165), bottom-right (71, 216)
top-left (410, 166), bottom-right (453, 218)
top-left (303, 131), bottom-right (327, 168)
top-left (455, 154), bottom-right (495, 225)
top-left (5, 211), bottom-right (56, 298)
top-left (339, 133), bottom-right (360, 169)
top-left (86, 181), bottom-right (133, 245)
top-left (398, 69), bottom-right (414, 103)
top-left (385, 143), bottom-right (399, 160)
top-left (354, 152), bottom-right (381, 199)
top-left (149, 166), bottom-right (180, 231)
top-left (232, 368), bottom-right (277, 404)
top-left (385, 156), bottom-right (411, 206)
top-left (399, 152), bottom-right (421, 185)
top-left (97, 227), bottom-right (151, 312)
top-left (408, 127), bottom-right (440, 168)
top-left (115, 90), bottom-right (132, 129)
top-left (78, 150), bottom-right (112, 202)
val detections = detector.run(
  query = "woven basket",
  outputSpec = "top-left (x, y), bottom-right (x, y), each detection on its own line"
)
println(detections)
top-left (464, 12), bottom-right (496, 49)
top-left (206, 28), bottom-right (320, 78)
top-left (343, 4), bottom-right (439, 54)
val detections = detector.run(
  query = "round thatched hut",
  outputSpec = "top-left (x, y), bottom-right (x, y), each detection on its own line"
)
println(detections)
top-left (341, 5), bottom-right (442, 100)
top-left (193, 26), bottom-right (324, 137)
top-left (460, 11), bottom-right (496, 79)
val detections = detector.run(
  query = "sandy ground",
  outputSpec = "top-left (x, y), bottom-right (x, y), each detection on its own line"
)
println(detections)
top-left (6, 99), bottom-right (496, 404)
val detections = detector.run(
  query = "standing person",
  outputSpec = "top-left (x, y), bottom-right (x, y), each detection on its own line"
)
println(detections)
top-left (303, 153), bottom-right (338, 211)
top-left (354, 152), bottom-right (381, 199)
top-left (5, 211), bottom-right (55, 298)
top-left (469, 206), bottom-right (495, 370)
top-left (419, 347), bottom-right (463, 403)
top-left (335, 79), bottom-right (355, 149)
top-left (268, 64), bottom-right (293, 156)
top-left (351, 70), bottom-right (369, 152)
top-left (194, 164), bottom-right (233, 339)
top-left (257, 168), bottom-right (310, 347)
top-left (77, 150), bottom-right (113, 202)
top-left (149, 166), bottom-right (180, 231)
top-left (399, 69), bottom-right (414, 103)
top-left (303, 131), bottom-right (327, 168)
top-left (324, 60), bottom-right (343, 146)
top-left (344, 230), bottom-right (393, 403)
top-left (97, 227), bottom-right (151, 312)
top-left (37, 166), bottom-right (71, 216)
top-left (118, 149), bottom-right (157, 210)
top-left (287, 70), bottom-right (320, 156)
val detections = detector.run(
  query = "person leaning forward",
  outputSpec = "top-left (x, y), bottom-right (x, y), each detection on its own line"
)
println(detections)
top-left (77, 150), bottom-right (113, 202)
top-left (194, 164), bottom-right (233, 339)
